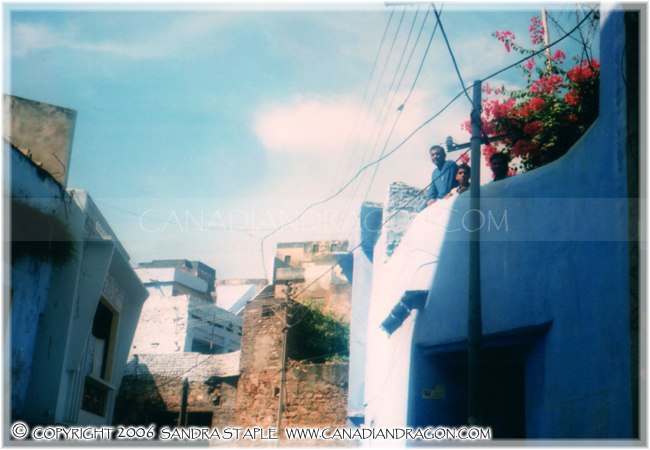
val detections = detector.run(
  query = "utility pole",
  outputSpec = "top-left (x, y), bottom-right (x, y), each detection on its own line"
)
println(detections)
top-left (179, 378), bottom-right (189, 427)
top-left (276, 282), bottom-right (291, 438)
top-left (542, 8), bottom-right (552, 72)
top-left (467, 80), bottom-right (483, 426)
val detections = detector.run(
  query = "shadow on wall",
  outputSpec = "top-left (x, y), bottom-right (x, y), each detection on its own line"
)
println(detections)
top-left (113, 362), bottom-right (169, 428)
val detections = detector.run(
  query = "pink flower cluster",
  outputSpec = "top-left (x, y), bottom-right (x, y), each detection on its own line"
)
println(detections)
top-left (494, 30), bottom-right (516, 52)
top-left (523, 120), bottom-right (544, 137)
top-left (524, 57), bottom-right (535, 71)
top-left (529, 74), bottom-right (563, 94)
top-left (482, 144), bottom-right (498, 165)
top-left (552, 50), bottom-right (566, 62)
top-left (567, 59), bottom-right (600, 83)
top-left (483, 98), bottom-right (515, 120)
top-left (511, 139), bottom-right (540, 158)
top-left (529, 16), bottom-right (545, 45)
top-left (564, 91), bottom-right (580, 106)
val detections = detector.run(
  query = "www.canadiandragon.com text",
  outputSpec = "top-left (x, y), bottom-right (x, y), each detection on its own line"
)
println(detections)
top-left (11, 422), bottom-right (492, 442)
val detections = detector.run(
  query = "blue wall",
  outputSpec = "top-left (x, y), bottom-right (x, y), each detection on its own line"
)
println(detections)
top-left (408, 9), bottom-right (632, 439)
top-left (9, 142), bottom-right (64, 418)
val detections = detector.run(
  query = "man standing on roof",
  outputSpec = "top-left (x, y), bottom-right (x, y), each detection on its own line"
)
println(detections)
top-left (426, 145), bottom-right (458, 206)
top-left (489, 152), bottom-right (510, 181)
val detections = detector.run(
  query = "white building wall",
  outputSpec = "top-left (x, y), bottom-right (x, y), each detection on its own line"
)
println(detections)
top-left (362, 5), bottom-right (630, 440)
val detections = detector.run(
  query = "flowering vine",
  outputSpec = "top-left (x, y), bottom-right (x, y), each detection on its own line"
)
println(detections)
top-left (462, 13), bottom-right (600, 175)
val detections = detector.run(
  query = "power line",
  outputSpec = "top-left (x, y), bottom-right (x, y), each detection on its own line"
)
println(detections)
top-left (328, 7), bottom-right (398, 193)
top-left (259, 85), bottom-right (466, 278)
top-left (287, 146), bottom-right (471, 329)
top-left (432, 4), bottom-right (473, 106)
top-left (480, 8), bottom-right (595, 83)
top-left (338, 6), bottom-right (435, 235)
top-left (400, 4), bottom-right (438, 107)
top-left (331, 7), bottom-right (411, 199)
top-left (359, 5), bottom-right (442, 205)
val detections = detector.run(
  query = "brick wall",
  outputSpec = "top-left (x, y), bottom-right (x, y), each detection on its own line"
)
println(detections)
top-left (114, 352), bottom-right (240, 428)
top-left (235, 286), bottom-right (348, 433)
top-left (283, 360), bottom-right (348, 427)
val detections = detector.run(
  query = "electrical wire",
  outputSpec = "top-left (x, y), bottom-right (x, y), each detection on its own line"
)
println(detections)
top-left (432, 3), bottom-right (473, 105)
top-left (286, 146), bottom-right (471, 329)
top-left (259, 86), bottom-right (467, 279)
top-left (337, 6), bottom-right (435, 237)
top-left (480, 8), bottom-right (595, 83)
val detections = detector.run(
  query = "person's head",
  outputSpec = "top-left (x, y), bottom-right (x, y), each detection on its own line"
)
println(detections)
top-left (489, 152), bottom-right (509, 181)
top-left (456, 163), bottom-right (470, 186)
top-left (429, 145), bottom-right (446, 168)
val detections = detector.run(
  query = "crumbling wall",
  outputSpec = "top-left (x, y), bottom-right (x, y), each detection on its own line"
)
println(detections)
top-left (283, 361), bottom-right (348, 427)
top-left (383, 182), bottom-right (428, 258)
top-left (235, 288), bottom-right (348, 432)
top-left (114, 352), bottom-right (240, 427)
top-left (235, 291), bottom-right (285, 427)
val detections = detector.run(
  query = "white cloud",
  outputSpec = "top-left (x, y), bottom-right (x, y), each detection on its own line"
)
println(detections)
top-left (11, 15), bottom-right (237, 59)
top-left (253, 93), bottom-right (369, 157)
top-left (12, 22), bottom-right (159, 58)
top-left (453, 35), bottom-right (513, 81)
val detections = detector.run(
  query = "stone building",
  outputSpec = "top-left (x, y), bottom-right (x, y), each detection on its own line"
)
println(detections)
top-left (114, 241), bottom-right (351, 439)
top-left (274, 240), bottom-right (352, 322)
top-left (131, 261), bottom-right (242, 355)
top-left (235, 285), bottom-right (348, 430)
top-left (114, 352), bottom-right (240, 428)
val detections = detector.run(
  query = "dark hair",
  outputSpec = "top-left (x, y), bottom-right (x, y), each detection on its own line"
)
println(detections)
top-left (457, 163), bottom-right (471, 176)
top-left (430, 145), bottom-right (445, 154)
top-left (489, 152), bottom-right (509, 164)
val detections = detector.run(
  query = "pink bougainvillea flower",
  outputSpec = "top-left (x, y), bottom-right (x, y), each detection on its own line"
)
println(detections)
top-left (494, 30), bottom-right (516, 52)
top-left (552, 50), bottom-right (566, 61)
top-left (567, 59), bottom-right (600, 84)
top-left (525, 58), bottom-right (535, 71)
top-left (529, 16), bottom-right (545, 45)
top-left (459, 153), bottom-right (470, 164)
top-left (523, 120), bottom-right (544, 137)
top-left (564, 91), bottom-right (580, 106)
top-left (482, 144), bottom-right (498, 164)
top-left (529, 74), bottom-right (563, 94)
top-left (528, 97), bottom-right (546, 112)
top-left (511, 139), bottom-right (540, 158)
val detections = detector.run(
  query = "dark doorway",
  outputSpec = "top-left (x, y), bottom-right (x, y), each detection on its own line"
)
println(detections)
top-left (422, 344), bottom-right (527, 438)
top-left (479, 346), bottom-right (526, 438)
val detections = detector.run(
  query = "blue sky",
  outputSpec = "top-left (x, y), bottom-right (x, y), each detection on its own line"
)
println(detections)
top-left (5, 2), bottom-right (599, 279)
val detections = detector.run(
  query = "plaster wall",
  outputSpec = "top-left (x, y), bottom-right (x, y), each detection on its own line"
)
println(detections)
top-left (4, 95), bottom-right (76, 186)
top-left (347, 248), bottom-right (372, 421)
top-left (363, 7), bottom-right (633, 440)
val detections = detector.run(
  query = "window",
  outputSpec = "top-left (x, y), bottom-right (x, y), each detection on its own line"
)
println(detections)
top-left (89, 300), bottom-right (116, 380)
top-left (312, 244), bottom-right (319, 253)
top-left (192, 338), bottom-right (218, 354)
top-left (81, 377), bottom-right (109, 417)
top-left (262, 305), bottom-right (274, 317)
top-left (81, 298), bottom-right (118, 417)
top-left (210, 383), bottom-right (222, 406)
top-left (284, 255), bottom-right (291, 264)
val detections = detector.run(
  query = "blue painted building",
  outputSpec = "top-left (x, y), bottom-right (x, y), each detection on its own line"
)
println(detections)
top-left (359, 7), bottom-right (637, 441)
top-left (8, 96), bottom-right (149, 426)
